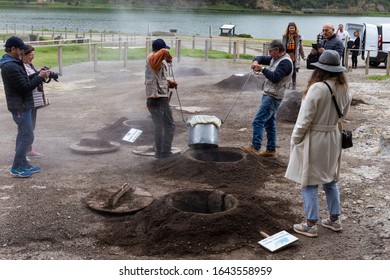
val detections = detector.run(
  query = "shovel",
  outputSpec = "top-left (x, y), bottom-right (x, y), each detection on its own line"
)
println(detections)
top-left (258, 230), bottom-right (299, 253)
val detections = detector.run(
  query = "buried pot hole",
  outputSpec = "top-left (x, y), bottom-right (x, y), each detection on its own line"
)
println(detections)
top-left (185, 147), bottom-right (245, 163)
top-left (167, 190), bottom-right (237, 214)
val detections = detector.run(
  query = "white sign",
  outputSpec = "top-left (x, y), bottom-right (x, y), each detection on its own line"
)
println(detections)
top-left (122, 128), bottom-right (142, 143)
top-left (258, 230), bottom-right (298, 252)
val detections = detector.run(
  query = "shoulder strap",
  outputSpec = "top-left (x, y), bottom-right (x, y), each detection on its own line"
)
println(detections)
top-left (324, 81), bottom-right (343, 118)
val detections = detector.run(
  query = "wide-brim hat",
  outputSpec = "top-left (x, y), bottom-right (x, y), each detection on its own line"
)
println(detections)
top-left (311, 50), bottom-right (345, 73)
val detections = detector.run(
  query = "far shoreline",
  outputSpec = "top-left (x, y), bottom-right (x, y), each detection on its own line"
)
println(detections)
top-left (0, 3), bottom-right (389, 17)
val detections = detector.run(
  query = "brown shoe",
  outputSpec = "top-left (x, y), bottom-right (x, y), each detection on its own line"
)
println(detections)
top-left (240, 146), bottom-right (260, 155)
top-left (258, 150), bottom-right (277, 157)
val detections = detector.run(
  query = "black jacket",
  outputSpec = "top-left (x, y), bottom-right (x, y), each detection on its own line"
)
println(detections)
top-left (0, 54), bottom-right (44, 111)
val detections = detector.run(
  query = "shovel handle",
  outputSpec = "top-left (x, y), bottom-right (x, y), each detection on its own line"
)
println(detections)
top-left (259, 231), bottom-right (270, 238)
top-left (108, 183), bottom-right (132, 208)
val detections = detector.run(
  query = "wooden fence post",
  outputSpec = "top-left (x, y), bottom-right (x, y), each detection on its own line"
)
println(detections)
top-left (124, 41), bottom-right (128, 67)
top-left (58, 45), bottom-right (63, 76)
top-left (233, 41), bottom-right (237, 62)
top-left (192, 35), bottom-right (195, 49)
top-left (119, 37), bottom-right (122, 60)
top-left (386, 52), bottom-right (390, 76)
top-left (345, 49), bottom-right (350, 72)
top-left (176, 39), bottom-right (181, 63)
top-left (146, 37), bottom-right (150, 58)
top-left (87, 39), bottom-right (92, 62)
top-left (365, 50), bottom-right (370, 75)
top-left (205, 39), bottom-right (209, 61)
top-left (93, 43), bottom-right (98, 72)
top-left (243, 40), bottom-right (247, 55)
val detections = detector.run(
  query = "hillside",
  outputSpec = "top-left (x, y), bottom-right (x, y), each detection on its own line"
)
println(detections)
top-left (1, 0), bottom-right (389, 14)
top-left (113, 0), bottom-right (389, 14)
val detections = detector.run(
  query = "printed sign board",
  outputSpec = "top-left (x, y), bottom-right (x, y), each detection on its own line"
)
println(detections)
top-left (122, 128), bottom-right (142, 143)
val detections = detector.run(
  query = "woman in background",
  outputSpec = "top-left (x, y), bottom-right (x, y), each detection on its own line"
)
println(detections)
top-left (351, 30), bottom-right (360, 69)
top-left (22, 45), bottom-right (47, 159)
top-left (282, 22), bottom-right (306, 90)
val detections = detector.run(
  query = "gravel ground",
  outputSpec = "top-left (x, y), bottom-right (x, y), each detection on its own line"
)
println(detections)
top-left (0, 56), bottom-right (389, 262)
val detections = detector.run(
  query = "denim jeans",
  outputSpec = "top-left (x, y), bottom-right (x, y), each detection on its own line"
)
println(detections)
top-left (251, 95), bottom-right (282, 151)
top-left (12, 109), bottom-right (34, 168)
top-left (301, 180), bottom-right (341, 223)
top-left (146, 98), bottom-right (175, 153)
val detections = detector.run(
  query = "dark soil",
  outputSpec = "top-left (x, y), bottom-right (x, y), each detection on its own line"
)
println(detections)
top-left (1, 59), bottom-right (389, 261)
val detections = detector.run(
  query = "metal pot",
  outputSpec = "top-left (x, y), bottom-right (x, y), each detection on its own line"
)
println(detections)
top-left (186, 115), bottom-right (221, 148)
top-left (187, 123), bottom-right (219, 148)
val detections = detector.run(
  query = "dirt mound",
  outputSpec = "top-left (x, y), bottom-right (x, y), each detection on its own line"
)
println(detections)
top-left (176, 67), bottom-right (208, 76)
top-left (95, 148), bottom-right (299, 257)
top-left (215, 73), bottom-right (264, 91)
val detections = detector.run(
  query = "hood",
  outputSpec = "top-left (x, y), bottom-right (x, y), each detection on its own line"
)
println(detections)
top-left (0, 54), bottom-right (17, 69)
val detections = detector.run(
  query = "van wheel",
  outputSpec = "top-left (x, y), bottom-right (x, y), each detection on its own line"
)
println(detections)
top-left (369, 61), bottom-right (380, 67)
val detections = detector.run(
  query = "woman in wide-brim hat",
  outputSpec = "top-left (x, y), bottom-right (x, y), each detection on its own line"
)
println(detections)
top-left (285, 50), bottom-right (352, 238)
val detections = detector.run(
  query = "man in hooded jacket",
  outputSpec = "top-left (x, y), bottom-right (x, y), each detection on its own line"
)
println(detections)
top-left (0, 36), bottom-right (50, 177)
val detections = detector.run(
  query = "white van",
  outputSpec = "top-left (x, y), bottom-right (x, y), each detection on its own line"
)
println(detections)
top-left (378, 23), bottom-right (390, 67)
top-left (346, 22), bottom-right (388, 67)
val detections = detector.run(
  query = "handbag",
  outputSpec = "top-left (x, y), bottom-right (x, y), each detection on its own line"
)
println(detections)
top-left (324, 81), bottom-right (353, 149)
top-left (34, 83), bottom-right (50, 108)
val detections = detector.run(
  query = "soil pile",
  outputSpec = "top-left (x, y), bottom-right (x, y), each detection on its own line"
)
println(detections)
top-left (95, 148), bottom-right (299, 257)
top-left (215, 73), bottom-right (264, 91)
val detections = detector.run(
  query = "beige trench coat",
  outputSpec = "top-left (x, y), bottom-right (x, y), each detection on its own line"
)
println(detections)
top-left (285, 80), bottom-right (352, 187)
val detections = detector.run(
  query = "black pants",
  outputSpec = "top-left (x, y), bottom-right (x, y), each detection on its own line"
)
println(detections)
top-left (146, 97), bottom-right (175, 154)
top-left (352, 52), bottom-right (358, 68)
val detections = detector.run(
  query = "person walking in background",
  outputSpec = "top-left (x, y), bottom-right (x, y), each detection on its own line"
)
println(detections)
top-left (336, 24), bottom-right (350, 66)
top-left (336, 24), bottom-right (350, 45)
top-left (145, 38), bottom-right (179, 158)
top-left (285, 50), bottom-right (352, 237)
top-left (0, 36), bottom-right (50, 177)
top-left (242, 40), bottom-right (293, 157)
top-left (351, 30), bottom-right (360, 69)
top-left (282, 22), bottom-right (305, 90)
top-left (22, 45), bottom-right (48, 160)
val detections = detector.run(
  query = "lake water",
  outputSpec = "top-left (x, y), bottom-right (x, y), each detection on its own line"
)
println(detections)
top-left (0, 7), bottom-right (389, 40)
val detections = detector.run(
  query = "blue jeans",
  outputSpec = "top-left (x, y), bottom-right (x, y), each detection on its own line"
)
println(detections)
top-left (12, 109), bottom-right (34, 168)
top-left (301, 181), bottom-right (341, 223)
top-left (251, 95), bottom-right (282, 151)
top-left (146, 98), bottom-right (175, 154)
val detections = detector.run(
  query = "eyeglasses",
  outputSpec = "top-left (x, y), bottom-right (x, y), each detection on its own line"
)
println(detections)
top-left (268, 48), bottom-right (277, 52)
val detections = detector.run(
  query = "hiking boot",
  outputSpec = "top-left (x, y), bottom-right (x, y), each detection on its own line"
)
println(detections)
top-left (22, 164), bottom-right (41, 174)
top-left (293, 223), bottom-right (318, 237)
top-left (259, 150), bottom-right (277, 157)
top-left (321, 218), bottom-right (342, 232)
top-left (10, 167), bottom-right (33, 178)
top-left (26, 149), bottom-right (44, 159)
top-left (240, 146), bottom-right (260, 155)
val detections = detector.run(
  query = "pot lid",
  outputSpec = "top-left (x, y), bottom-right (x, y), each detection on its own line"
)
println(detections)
top-left (186, 115), bottom-right (222, 128)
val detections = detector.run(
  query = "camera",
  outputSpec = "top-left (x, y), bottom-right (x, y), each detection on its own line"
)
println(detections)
top-left (41, 66), bottom-right (60, 82)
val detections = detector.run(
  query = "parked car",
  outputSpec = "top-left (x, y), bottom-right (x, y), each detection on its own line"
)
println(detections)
top-left (346, 22), bottom-right (389, 67)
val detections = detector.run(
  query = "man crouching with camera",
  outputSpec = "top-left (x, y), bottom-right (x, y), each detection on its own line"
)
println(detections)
top-left (0, 36), bottom-right (50, 177)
